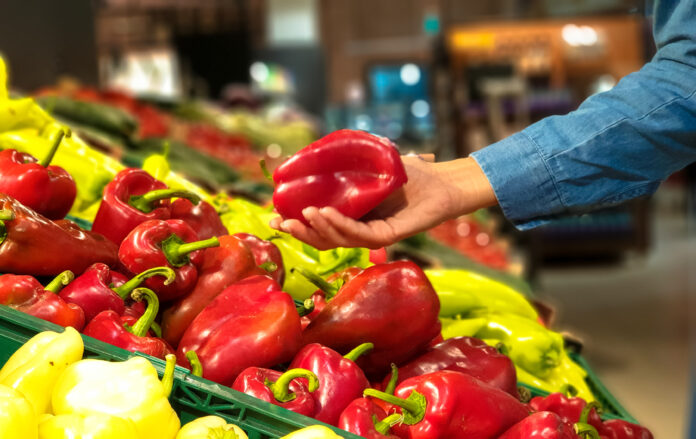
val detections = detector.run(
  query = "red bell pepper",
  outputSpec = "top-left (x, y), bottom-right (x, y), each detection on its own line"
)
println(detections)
top-left (170, 198), bottom-right (228, 240)
top-left (0, 270), bottom-right (84, 329)
top-left (338, 397), bottom-right (403, 439)
top-left (288, 342), bottom-right (373, 425)
top-left (92, 168), bottom-right (201, 245)
top-left (530, 393), bottom-right (603, 431)
top-left (381, 336), bottom-right (518, 397)
top-left (301, 261), bottom-right (440, 378)
top-left (232, 368), bottom-right (319, 417)
top-left (176, 275), bottom-right (302, 386)
top-left (82, 287), bottom-right (174, 359)
top-left (161, 234), bottom-right (264, 347)
top-left (272, 129), bottom-right (407, 224)
top-left (118, 219), bottom-right (220, 302)
top-left (599, 420), bottom-right (653, 439)
top-left (0, 194), bottom-right (119, 276)
top-left (59, 263), bottom-right (175, 322)
top-left (498, 411), bottom-right (580, 439)
top-left (233, 233), bottom-right (285, 285)
top-left (0, 129), bottom-right (76, 219)
top-left (365, 370), bottom-right (529, 439)
top-left (297, 267), bottom-right (362, 330)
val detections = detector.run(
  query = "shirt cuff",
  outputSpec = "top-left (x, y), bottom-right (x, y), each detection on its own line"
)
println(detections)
top-left (470, 132), bottom-right (565, 230)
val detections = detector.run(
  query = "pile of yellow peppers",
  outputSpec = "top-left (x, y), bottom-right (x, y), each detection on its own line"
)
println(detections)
top-left (0, 329), bottom-right (342, 439)
top-left (427, 268), bottom-right (595, 401)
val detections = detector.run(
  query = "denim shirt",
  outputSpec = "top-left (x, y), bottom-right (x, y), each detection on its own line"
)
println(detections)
top-left (471, 0), bottom-right (696, 229)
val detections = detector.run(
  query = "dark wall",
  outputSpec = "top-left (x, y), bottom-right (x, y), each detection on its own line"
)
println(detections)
top-left (0, 0), bottom-right (98, 92)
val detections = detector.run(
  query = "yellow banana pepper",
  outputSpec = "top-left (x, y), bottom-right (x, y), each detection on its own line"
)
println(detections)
top-left (0, 327), bottom-right (83, 415)
top-left (52, 354), bottom-right (180, 439)
top-left (142, 153), bottom-right (211, 201)
top-left (38, 413), bottom-right (139, 439)
top-left (0, 383), bottom-right (38, 439)
top-left (176, 416), bottom-right (248, 439)
top-left (280, 425), bottom-right (344, 439)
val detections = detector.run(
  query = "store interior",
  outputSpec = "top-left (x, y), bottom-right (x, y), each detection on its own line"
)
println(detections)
top-left (0, 0), bottom-right (694, 438)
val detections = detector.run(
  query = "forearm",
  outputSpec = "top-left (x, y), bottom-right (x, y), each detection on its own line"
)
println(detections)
top-left (434, 157), bottom-right (498, 217)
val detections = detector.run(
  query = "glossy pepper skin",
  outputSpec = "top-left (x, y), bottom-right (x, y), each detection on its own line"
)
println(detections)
top-left (338, 397), bottom-right (402, 439)
top-left (600, 420), bottom-right (653, 439)
top-left (234, 232), bottom-right (285, 285)
top-left (161, 234), bottom-right (264, 346)
top-left (289, 342), bottom-right (372, 425)
top-left (38, 413), bottom-right (139, 439)
top-left (170, 198), bottom-right (228, 240)
top-left (59, 263), bottom-right (175, 322)
top-left (273, 129), bottom-right (407, 225)
top-left (498, 411), bottom-right (579, 439)
top-left (530, 393), bottom-right (603, 431)
top-left (92, 168), bottom-right (201, 245)
top-left (382, 336), bottom-right (518, 397)
top-left (176, 275), bottom-right (302, 386)
top-left (83, 288), bottom-right (175, 359)
top-left (0, 129), bottom-right (75, 220)
top-left (232, 368), bottom-right (319, 417)
top-left (0, 194), bottom-right (118, 276)
top-left (302, 261), bottom-right (441, 378)
top-left (176, 416), bottom-right (248, 439)
top-left (0, 384), bottom-right (38, 439)
top-left (365, 371), bottom-right (529, 439)
top-left (118, 219), bottom-right (220, 301)
top-left (280, 426), bottom-right (343, 439)
top-left (0, 271), bottom-right (84, 330)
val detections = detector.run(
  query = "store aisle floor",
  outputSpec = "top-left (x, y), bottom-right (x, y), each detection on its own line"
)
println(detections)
top-left (536, 210), bottom-right (694, 439)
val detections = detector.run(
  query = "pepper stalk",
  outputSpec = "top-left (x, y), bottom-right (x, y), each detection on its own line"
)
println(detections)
top-left (161, 235), bottom-right (220, 267)
top-left (112, 266), bottom-right (176, 299)
top-left (363, 388), bottom-right (427, 426)
top-left (44, 270), bottom-right (75, 293)
top-left (265, 368), bottom-right (319, 403)
top-left (129, 189), bottom-right (201, 214)
top-left (125, 288), bottom-right (160, 338)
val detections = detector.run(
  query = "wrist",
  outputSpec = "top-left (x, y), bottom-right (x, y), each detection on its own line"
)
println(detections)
top-left (436, 157), bottom-right (498, 218)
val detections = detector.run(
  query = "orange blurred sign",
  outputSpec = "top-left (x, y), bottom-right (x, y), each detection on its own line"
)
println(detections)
top-left (450, 31), bottom-right (496, 50)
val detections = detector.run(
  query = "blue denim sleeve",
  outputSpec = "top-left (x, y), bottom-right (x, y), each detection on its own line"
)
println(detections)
top-left (471, 0), bottom-right (696, 230)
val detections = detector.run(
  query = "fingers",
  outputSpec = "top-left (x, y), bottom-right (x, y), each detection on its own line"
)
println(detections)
top-left (302, 207), bottom-right (350, 248)
top-left (316, 207), bottom-right (396, 249)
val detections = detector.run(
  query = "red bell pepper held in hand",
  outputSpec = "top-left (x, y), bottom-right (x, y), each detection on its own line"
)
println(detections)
top-left (0, 128), bottom-right (76, 219)
top-left (289, 342), bottom-right (373, 425)
top-left (232, 368), bottom-right (320, 417)
top-left (83, 287), bottom-right (174, 359)
top-left (161, 234), bottom-right (264, 347)
top-left (338, 398), bottom-right (403, 439)
top-left (382, 336), bottom-right (518, 397)
top-left (599, 419), bottom-right (653, 439)
top-left (118, 219), bottom-right (220, 301)
top-left (302, 261), bottom-right (440, 378)
top-left (176, 275), bottom-right (302, 386)
top-left (0, 195), bottom-right (119, 276)
top-left (497, 411), bottom-right (582, 439)
top-left (365, 371), bottom-right (529, 439)
top-left (92, 168), bottom-right (201, 245)
top-left (170, 198), bottom-right (228, 240)
top-left (0, 270), bottom-right (85, 329)
top-left (59, 263), bottom-right (175, 322)
top-left (530, 393), bottom-right (603, 431)
top-left (233, 233), bottom-right (285, 285)
top-left (272, 129), bottom-right (408, 224)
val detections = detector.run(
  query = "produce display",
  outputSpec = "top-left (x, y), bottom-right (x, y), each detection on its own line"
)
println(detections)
top-left (0, 56), bottom-right (655, 438)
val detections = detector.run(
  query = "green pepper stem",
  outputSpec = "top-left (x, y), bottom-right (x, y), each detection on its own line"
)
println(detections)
top-left (374, 413), bottom-right (403, 435)
top-left (383, 364), bottom-right (399, 395)
top-left (0, 209), bottom-right (14, 246)
top-left (268, 368), bottom-right (319, 403)
top-left (186, 351), bottom-right (203, 377)
top-left (39, 129), bottom-right (65, 167)
top-left (290, 267), bottom-right (338, 298)
top-left (575, 422), bottom-right (601, 439)
top-left (579, 401), bottom-right (602, 424)
top-left (161, 235), bottom-right (220, 267)
top-left (296, 298), bottom-right (315, 317)
top-left (363, 389), bottom-right (427, 425)
top-left (129, 189), bottom-right (201, 214)
top-left (560, 383), bottom-right (579, 398)
top-left (259, 261), bottom-right (278, 273)
top-left (150, 321), bottom-right (162, 338)
top-left (162, 354), bottom-right (176, 398)
top-left (125, 288), bottom-right (159, 338)
top-left (259, 159), bottom-right (273, 182)
top-left (112, 266), bottom-right (176, 299)
top-left (344, 343), bottom-right (374, 362)
top-left (44, 270), bottom-right (74, 293)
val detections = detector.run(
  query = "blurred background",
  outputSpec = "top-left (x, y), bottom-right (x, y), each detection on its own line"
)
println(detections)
top-left (0, 0), bottom-right (694, 436)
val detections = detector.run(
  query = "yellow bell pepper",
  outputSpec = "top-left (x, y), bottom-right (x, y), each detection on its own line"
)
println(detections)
top-left (0, 327), bottom-right (83, 416)
top-left (52, 354), bottom-right (180, 439)
top-left (176, 416), bottom-right (248, 439)
top-left (0, 383), bottom-right (38, 439)
top-left (280, 425), bottom-right (344, 439)
top-left (38, 413), bottom-right (139, 439)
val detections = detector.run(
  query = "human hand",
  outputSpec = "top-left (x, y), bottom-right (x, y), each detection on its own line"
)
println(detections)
top-left (269, 156), bottom-right (497, 250)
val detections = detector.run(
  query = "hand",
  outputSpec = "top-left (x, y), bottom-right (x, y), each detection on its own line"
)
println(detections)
top-left (269, 156), bottom-right (497, 250)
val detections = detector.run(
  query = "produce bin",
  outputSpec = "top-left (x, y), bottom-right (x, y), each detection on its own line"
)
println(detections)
top-left (0, 305), bottom-right (360, 439)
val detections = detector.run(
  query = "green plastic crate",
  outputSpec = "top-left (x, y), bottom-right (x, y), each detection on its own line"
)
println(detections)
top-left (0, 305), bottom-right (359, 439)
